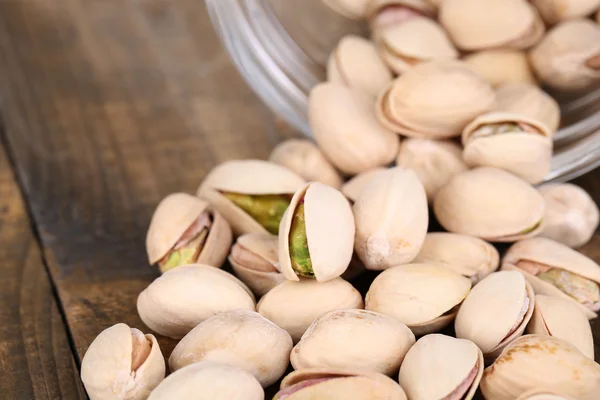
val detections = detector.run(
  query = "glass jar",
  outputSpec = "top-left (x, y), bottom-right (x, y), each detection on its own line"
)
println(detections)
top-left (206, 0), bottom-right (600, 182)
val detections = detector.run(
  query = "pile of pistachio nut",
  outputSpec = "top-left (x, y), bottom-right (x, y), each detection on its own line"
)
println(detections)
top-left (79, 1), bottom-right (600, 399)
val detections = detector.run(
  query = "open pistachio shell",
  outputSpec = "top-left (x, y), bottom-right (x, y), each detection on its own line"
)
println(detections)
top-left (366, 264), bottom-right (472, 335)
top-left (197, 160), bottom-right (305, 236)
top-left (463, 50), bottom-right (536, 87)
top-left (322, 0), bottom-right (371, 19)
top-left (290, 309), bottom-right (416, 375)
top-left (353, 167), bottom-right (428, 270)
top-left (517, 390), bottom-right (575, 400)
top-left (433, 167), bottom-right (545, 242)
top-left (532, 0), bottom-right (600, 25)
top-left (367, 0), bottom-right (437, 34)
top-left (81, 323), bottom-right (165, 400)
top-left (413, 232), bottom-right (500, 284)
top-left (395, 138), bottom-right (467, 203)
top-left (309, 83), bottom-right (399, 175)
top-left (399, 334), bottom-right (484, 400)
top-left (279, 182), bottom-right (355, 282)
top-left (480, 335), bottom-right (600, 400)
top-left (257, 278), bottom-right (364, 342)
top-left (340, 168), bottom-right (386, 202)
top-left (455, 271), bottom-right (535, 359)
top-left (503, 237), bottom-right (600, 319)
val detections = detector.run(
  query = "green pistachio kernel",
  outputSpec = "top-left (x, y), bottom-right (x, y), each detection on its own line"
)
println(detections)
top-left (158, 228), bottom-right (208, 273)
top-left (538, 268), bottom-right (600, 305)
top-left (289, 203), bottom-right (314, 278)
top-left (223, 192), bottom-right (291, 234)
top-left (519, 219), bottom-right (542, 235)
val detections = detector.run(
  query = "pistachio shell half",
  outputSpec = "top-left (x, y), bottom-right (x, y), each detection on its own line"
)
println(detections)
top-left (322, 0), bottom-right (371, 19)
top-left (517, 390), bottom-right (575, 400)
top-left (532, 0), bottom-right (600, 25)
top-left (340, 168), bottom-right (386, 202)
top-left (81, 323), bottom-right (165, 400)
top-left (463, 50), bottom-right (536, 87)
top-left (367, 0), bottom-right (437, 34)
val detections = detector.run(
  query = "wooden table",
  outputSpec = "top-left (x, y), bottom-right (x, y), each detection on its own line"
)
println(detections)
top-left (0, 0), bottom-right (598, 398)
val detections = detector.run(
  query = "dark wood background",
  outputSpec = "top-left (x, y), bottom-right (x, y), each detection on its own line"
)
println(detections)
top-left (0, 0), bottom-right (598, 398)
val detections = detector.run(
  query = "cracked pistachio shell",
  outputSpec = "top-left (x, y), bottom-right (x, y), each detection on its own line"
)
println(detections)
top-left (366, 264), bottom-right (472, 335)
top-left (322, 0), bottom-right (371, 19)
top-left (526, 294), bottom-right (594, 359)
top-left (327, 35), bottom-right (393, 97)
top-left (463, 50), bottom-right (536, 87)
top-left (378, 17), bottom-right (458, 75)
top-left (148, 361), bottom-right (263, 400)
top-left (196, 160), bottom-right (305, 236)
top-left (480, 335), bottom-right (600, 400)
top-left (395, 138), bottom-right (467, 203)
top-left (340, 168), bottom-right (386, 202)
top-left (433, 167), bottom-right (545, 242)
top-left (517, 390), bottom-right (575, 400)
top-left (146, 193), bottom-right (232, 270)
top-left (413, 232), bottom-right (499, 283)
top-left (538, 183), bottom-right (600, 248)
top-left (276, 368), bottom-right (407, 400)
top-left (367, 0), bottom-right (437, 27)
top-left (309, 83), bottom-right (399, 175)
top-left (530, 19), bottom-right (600, 91)
top-left (137, 264), bottom-right (255, 339)
top-left (399, 334), bottom-right (484, 400)
top-left (257, 278), bottom-right (364, 342)
top-left (169, 310), bottom-right (292, 387)
top-left (376, 61), bottom-right (495, 139)
top-left (81, 323), bottom-right (165, 400)
top-left (440, 0), bottom-right (545, 51)
top-left (290, 309), bottom-right (416, 375)
top-left (353, 167), bottom-right (428, 270)
top-left (279, 182), bottom-right (355, 282)
top-left (229, 233), bottom-right (285, 297)
top-left (502, 237), bottom-right (600, 319)
top-left (495, 83), bottom-right (561, 134)
top-left (462, 112), bottom-right (552, 184)
top-left (532, 0), bottom-right (600, 25)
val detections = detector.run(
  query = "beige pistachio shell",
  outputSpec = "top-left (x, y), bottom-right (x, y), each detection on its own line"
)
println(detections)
top-left (395, 138), bottom-right (468, 203)
top-left (257, 278), bottom-right (364, 342)
top-left (463, 50), bottom-right (536, 87)
top-left (309, 83), bottom-right (399, 175)
top-left (137, 264), bottom-right (255, 339)
top-left (517, 390), bottom-right (576, 400)
top-left (81, 323), bottom-right (165, 400)
top-left (526, 294), bottom-right (594, 359)
top-left (532, 0), bottom-right (600, 25)
top-left (353, 167), bottom-right (428, 270)
top-left (413, 232), bottom-right (499, 283)
top-left (322, 0), bottom-right (371, 19)
top-left (529, 19), bottom-right (600, 91)
top-left (455, 271), bottom-right (535, 359)
top-left (290, 309), bottom-right (416, 375)
top-left (147, 361), bottom-right (264, 400)
top-left (377, 61), bottom-right (495, 139)
top-left (340, 168), bottom-right (386, 202)
top-left (366, 264), bottom-right (472, 335)
top-left (367, 0), bottom-right (437, 32)
top-left (495, 82), bottom-right (561, 133)
top-left (169, 310), bottom-right (292, 387)
top-left (537, 183), bottom-right (600, 248)
top-left (399, 334), bottom-right (484, 400)
top-left (480, 335), bottom-right (600, 400)
top-left (433, 167), bottom-right (545, 241)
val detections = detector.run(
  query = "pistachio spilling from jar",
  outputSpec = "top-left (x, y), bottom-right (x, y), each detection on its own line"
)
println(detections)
top-left (463, 50), bottom-right (536, 87)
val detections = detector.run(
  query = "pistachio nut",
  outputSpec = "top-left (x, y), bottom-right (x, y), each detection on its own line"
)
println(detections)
top-left (480, 335), bottom-right (600, 400)
top-left (197, 160), bottom-right (305, 236)
top-left (463, 50), bottom-right (536, 87)
top-left (395, 138), bottom-right (468, 203)
top-left (309, 83), bottom-right (399, 175)
top-left (413, 232), bottom-right (500, 284)
top-left (377, 17), bottom-right (458, 75)
top-left (526, 294), bottom-right (594, 359)
top-left (517, 390), bottom-right (576, 400)
top-left (229, 233), bottom-right (285, 297)
top-left (81, 323), bottom-right (165, 400)
top-left (502, 237), bottom-right (600, 319)
top-left (439, 0), bottom-right (545, 51)
top-left (367, 0), bottom-right (437, 34)
top-left (462, 112), bottom-right (553, 184)
top-left (147, 361), bottom-right (264, 400)
top-left (257, 278), bottom-right (363, 342)
top-left (529, 19), bottom-right (600, 91)
top-left (146, 193), bottom-right (232, 273)
top-left (278, 182), bottom-right (355, 282)
top-left (275, 368), bottom-right (407, 400)
top-left (169, 309), bottom-right (292, 387)
top-left (137, 264), bottom-right (255, 339)
top-left (376, 61), bottom-right (495, 139)
top-left (399, 334), bottom-right (484, 400)
top-left (494, 82), bottom-right (561, 134)
top-left (327, 35), bottom-right (393, 97)
top-left (532, 0), bottom-right (600, 25)
top-left (290, 309), bottom-right (416, 375)
top-left (433, 167), bottom-right (545, 242)
top-left (322, 0), bottom-right (370, 19)
top-left (537, 183), bottom-right (600, 248)
top-left (366, 264), bottom-right (472, 335)
top-left (455, 271), bottom-right (535, 359)
top-left (340, 168), bottom-right (386, 202)
top-left (353, 167), bottom-right (428, 270)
